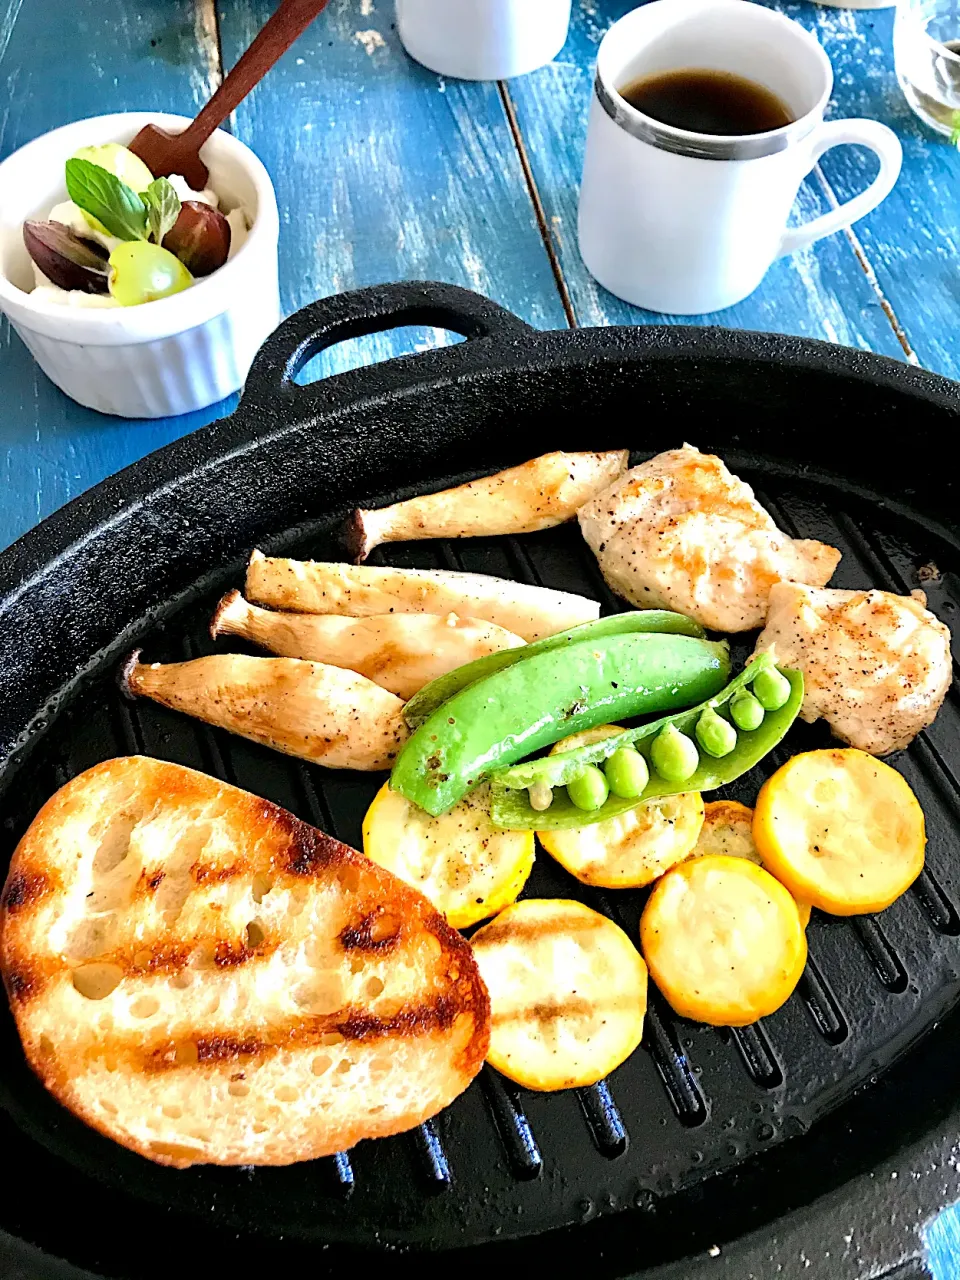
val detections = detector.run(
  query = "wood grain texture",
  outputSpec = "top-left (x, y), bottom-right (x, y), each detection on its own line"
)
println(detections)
top-left (215, 0), bottom-right (568, 381)
top-left (504, 0), bottom-right (907, 355)
top-left (0, 0), bottom-right (230, 552)
top-left (781, 2), bottom-right (960, 379)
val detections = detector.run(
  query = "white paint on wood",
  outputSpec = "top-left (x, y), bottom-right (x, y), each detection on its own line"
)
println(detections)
top-left (354, 29), bottom-right (386, 56)
top-left (193, 0), bottom-right (222, 104)
top-left (0, 0), bottom-right (24, 63)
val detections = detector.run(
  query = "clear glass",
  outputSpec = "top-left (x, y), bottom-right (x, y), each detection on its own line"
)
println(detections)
top-left (895, 0), bottom-right (960, 136)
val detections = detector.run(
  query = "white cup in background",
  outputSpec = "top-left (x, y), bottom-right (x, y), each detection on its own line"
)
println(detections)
top-left (396, 0), bottom-right (572, 81)
top-left (578, 0), bottom-right (902, 314)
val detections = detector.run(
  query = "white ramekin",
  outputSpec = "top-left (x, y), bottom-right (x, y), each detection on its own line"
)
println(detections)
top-left (396, 0), bottom-right (572, 81)
top-left (0, 112), bottom-right (280, 418)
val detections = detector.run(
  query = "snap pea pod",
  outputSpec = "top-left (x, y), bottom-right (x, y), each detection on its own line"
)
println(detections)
top-left (391, 632), bottom-right (731, 816)
top-left (488, 653), bottom-right (803, 830)
top-left (403, 609), bottom-right (706, 729)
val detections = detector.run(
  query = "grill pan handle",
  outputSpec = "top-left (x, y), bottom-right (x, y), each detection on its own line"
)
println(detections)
top-left (237, 281), bottom-right (533, 413)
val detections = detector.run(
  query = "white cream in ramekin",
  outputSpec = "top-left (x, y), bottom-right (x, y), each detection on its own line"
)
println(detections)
top-left (30, 174), bottom-right (249, 310)
top-left (0, 113), bottom-right (280, 418)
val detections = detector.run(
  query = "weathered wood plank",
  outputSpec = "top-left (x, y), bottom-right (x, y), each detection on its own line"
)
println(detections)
top-left (504, 0), bottom-right (907, 355)
top-left (783, 2), bottom-right (960, 379)
top-left (215, 0), bottom-right (568, 381)
top-left (0, 0), bottom-right (226, 552)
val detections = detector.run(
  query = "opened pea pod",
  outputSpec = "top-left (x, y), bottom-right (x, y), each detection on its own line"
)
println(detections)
top-left (489, 653), bottom-right (803, 830)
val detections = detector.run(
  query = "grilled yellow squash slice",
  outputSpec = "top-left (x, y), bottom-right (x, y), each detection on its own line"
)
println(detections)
top-left (689, 800), bottom-right (761, 863)
top-left (690, 799), bottom-right (811, 928)
top-left (471, 899), bottom-right (647, 1090)
top-left (362, 782), bottom-right (534, 929)
top-left (641, 855), bottom-right (807, 1027)
top-left (753, 748), bottom-right (925, 915)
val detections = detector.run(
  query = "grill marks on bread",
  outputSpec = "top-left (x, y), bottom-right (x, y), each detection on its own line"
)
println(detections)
top-left (2, 868), bottom-right (54, 913)
top-left (144, 994), bottom-right (468, 1072)
top-left (0, 757), bottom-right (489, 1167)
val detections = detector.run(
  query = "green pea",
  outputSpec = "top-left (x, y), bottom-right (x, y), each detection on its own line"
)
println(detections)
top-left (567, 764), bottom-right (610, 812)
top-left (603, 746), bottom-right (650, 799)
top-left (752, 666), bottom-right (792, 712)
top-left (730, 692), bottom-right (765, 732)
top-left (650, 723), bottom-right (699, 784)
top-left (696, 708), bottom-right (737, 758)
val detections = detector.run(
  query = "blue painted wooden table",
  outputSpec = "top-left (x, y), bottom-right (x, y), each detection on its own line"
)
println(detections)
top-left (1, 0), bottom-right (959, 1275)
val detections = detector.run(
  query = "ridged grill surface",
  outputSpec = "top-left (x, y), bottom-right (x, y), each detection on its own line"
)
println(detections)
top-left (1, 460), bottom-right (959, 1256)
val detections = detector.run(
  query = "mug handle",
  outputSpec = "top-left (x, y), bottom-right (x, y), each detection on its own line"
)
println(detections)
top-left (778, 119), bottom-right (903, 257)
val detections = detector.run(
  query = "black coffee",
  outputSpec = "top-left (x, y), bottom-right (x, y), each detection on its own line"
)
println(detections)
top-left (618, 67), bottom-right (794, 136)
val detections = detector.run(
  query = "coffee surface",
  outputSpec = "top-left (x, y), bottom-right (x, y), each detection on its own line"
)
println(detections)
top-left (618, 67), bottom-right (795, 136)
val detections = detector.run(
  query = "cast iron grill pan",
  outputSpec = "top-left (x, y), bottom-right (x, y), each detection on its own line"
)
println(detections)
top-left (1, 284), bottom-right (959, 1280)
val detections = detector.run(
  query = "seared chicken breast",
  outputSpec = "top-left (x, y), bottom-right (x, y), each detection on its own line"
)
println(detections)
top-left (578, 444), bottom-right (841, 632)
top-left (754, 582), bottom-right (952, 754)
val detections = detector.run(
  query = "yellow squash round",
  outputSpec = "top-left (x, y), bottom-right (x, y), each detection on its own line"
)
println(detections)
top-left (640, 855), bottom-right (807, 1026)
top-left (471, 899), bottom-right (648, 1091)
top-left (362, 782), bottom-right (534, 929)
top-left (691, 799), bottom-right (811, 928)
top-left (753, 749), bottom-right (925, 915)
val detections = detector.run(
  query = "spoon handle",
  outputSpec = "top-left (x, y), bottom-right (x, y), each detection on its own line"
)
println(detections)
top-left (183, 0), bottom-right (331, 149)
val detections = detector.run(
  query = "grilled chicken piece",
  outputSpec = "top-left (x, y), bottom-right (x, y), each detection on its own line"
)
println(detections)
top-left (211, 590), bottom-right (525, 700)
top-left (0, 756), bottom-right (489, 1167)
top-left (346, 449), bottom-right (630, 562)
top-left (754, 582), bottom-right (952, 754)
top-left (578, 444), bottom-right (841, 632)
top-left (122, 652), bottom-right (408, 770)
top-left (246, 550), bottom-right (599, 643)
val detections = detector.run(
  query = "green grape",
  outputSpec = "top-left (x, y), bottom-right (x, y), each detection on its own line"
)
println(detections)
top-left (72, 143), bottom-right (154, 193)
top-left (752, 667), bottom-right (792, 712)
top-left (650, 723), bottom-right (699, 784)
top-left (696, 707), bottom-right (737, 758)
top-left (603, 746), bottom-right (650, 799)
top-left (109, 242), bottom-right (193, 306)
top-left (566, 764), bottom-right (610, 812)
top-left (730, 692), bottom-right (765, 732)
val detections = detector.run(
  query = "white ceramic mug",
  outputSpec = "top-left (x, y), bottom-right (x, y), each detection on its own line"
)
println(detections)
top-left (396, 0), bottom-right (572, 81)
top-left (578, 0), bottom-right (902, 314)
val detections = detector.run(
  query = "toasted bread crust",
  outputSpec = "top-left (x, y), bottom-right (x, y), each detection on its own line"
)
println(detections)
top-left (0, 757), bottom-right (489, 1168)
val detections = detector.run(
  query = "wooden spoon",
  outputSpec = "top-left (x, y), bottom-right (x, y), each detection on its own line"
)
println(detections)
top-left (129, 0), bottom-right (331, 189)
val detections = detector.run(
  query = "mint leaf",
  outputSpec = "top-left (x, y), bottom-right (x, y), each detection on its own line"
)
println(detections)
top-left (143, 178), bottom-right (181, 245)
top-left (64, 159), bottom-right (147, 242)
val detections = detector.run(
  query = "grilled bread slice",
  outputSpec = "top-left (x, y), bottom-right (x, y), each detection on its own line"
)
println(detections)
top-left (0, 757), bottom-right (489, 1169)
